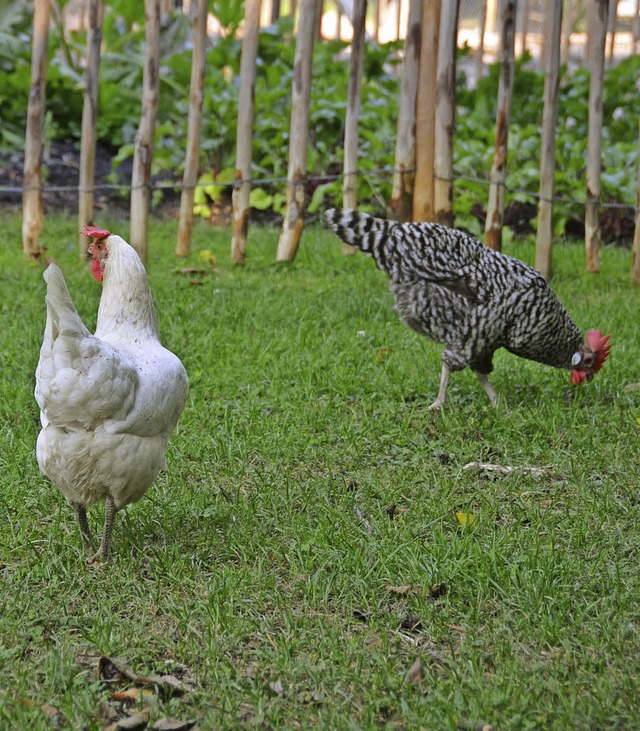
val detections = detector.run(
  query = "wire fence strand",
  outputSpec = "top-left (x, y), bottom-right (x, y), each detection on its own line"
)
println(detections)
top-left (2, 168), bottom-right (638, 213)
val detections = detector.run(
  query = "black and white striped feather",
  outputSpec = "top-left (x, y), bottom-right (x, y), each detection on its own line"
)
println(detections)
top-left (324, 208), bottom-right (584, 377)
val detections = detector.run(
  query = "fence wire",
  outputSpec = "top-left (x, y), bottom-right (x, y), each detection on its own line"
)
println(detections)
top-left (2, 167), bottom-right (638, 214)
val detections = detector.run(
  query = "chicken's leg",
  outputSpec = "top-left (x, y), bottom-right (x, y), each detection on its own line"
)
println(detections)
top-left (474, 371), bottom-right (498, 405)
top-left (428, 362), bottom-right (451, 410)
top-left (87, 496), bottom-right (116, 565)
top-left (73, 502), bottom-right (94, 552)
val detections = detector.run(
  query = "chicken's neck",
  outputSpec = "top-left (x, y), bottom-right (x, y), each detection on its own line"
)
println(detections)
top-left (94, 239), bottom-right (160, 343)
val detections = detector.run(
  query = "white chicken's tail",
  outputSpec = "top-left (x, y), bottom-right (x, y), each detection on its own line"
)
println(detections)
top-left (43, 264), bottom-right (90, 344)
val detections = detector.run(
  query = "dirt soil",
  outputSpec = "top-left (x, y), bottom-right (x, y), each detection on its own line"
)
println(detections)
top-left (0, 138), bottom-right (286, 227)
top-left (0, 139), bottom-right (184, 219)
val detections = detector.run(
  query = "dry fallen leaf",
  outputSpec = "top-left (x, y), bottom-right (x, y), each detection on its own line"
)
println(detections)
top-left (238, 664), bottom-right (258, 679)
top-left (41, 703), bottom-right (59, 721)
top-left (112, 710), bottom-right (150, 731)
top-left (386, 582), bottom-right (447, 598)
top-left (152, 719), bottom-right (197, 731)
top-left (376, 346), bottom-right (395, 360)
top-left (110, 689), bottom-right (155, 704)
top-left (269, 679), bottom-right (285, 695)
top-left (98, 657), bottom-right (194, 696)
top-left (404, 658), bottom-right (423, 685)
top-left (17, 698), bottom-right (60, 724)
top-left (386, 584), bottom-right (421, 595)
top-left (173, 267), bottom-right (211, 276)
top-left (456, 719), bottom-right (494, 731)
top-left (463, 461), bottom-right (555, 477)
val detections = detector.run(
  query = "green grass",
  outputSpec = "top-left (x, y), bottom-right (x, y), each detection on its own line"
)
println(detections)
top-left (1, 211), bottom-right (639, 729)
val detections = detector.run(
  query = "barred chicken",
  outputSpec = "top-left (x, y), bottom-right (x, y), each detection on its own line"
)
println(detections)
top-left (35, 226), bottom-right (188, 563)
top-left (324, 208), bottom-right (611, 408)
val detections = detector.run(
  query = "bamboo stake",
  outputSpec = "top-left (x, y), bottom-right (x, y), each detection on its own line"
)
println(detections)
top-left (534, 0), bottom-right (563, 280)
top-left (433, 0), bottom-right (459, 228)
top-left (176, 0), bottom-right (208, 257)
top-left (316, 0), bottom-right (323, 40)
top-left (485, 0), bottom-right (516, 252)
top-left (606, 0), bottom-right (619, 65)
top-left (374, 0), bottom-right (381, 42)
top-left (341, 0), bottom-right (366, 255)
top-left (130, 0), bottom-right (161, 264)
top-left (520, 0), bottom-right (529, 55)
top-left (474, 0), bottom-right (487, 81)
top-left (275, 0), bottom-right (316, 263)
top-left (585, 0), bottom-right (609, 274)
top-left (561, 0), bottom-right (574, 65)
top-left (413, 0), bottom-right (440, 222)
top-left (390, 0), bottom-right (422, 222)
top-left (22, 0), bottom-right (50, 259)
top-left (631, 115), bottom-right (640, 283)
top-left (230, 0), bottom-right (261, 264)
top-left (78, 0), bottom-right (104, 256)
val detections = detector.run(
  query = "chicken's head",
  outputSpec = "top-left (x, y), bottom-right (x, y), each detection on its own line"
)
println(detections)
top-left (80, 226), bottom-right (111, 282)
top-left (570, 329), bottom-right (612, 385)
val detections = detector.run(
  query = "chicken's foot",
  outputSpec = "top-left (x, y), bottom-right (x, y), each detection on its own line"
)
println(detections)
top-left (474, 371), bottom-right (498, 405)
top-left (73, 502), bottom-right (94, 552)
top-left (428, 362), bottom-right (451, 410)
top-left (87, 496), bottom-right (116, 565)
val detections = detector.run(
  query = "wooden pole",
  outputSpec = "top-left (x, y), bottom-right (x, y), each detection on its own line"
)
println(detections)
top-left (78, 0), bottom-right (104, 255)
top-left (585, 0), bottom-right (609, 274)
top-left (341, 0), bottom-right (367, 255)
top-left (561, 0), bottom-right (574, 65)
top-left (390, 0), bottom-right (422, 222)
top-left (631, 116), bottom-right (640, 283)
top-left (606, 0), bottom-right (619, 65)
top-left (520, 0), bottom-right (529, 55)
top-left (475, 0), bottom-right (487, 82)
top-left (374, 0), bottom-right (381, 42)
top-left (485, 0), bottom-right (516, 252)
top-left (534, 0), bottom-right (563, 280)
top-left (275, 0), bottom-right (316, 262)
top-left (316, 0), bottom-right (323, 40)
top-left (631, 115), bottom-right (640, 283)
top-left (22, 0), bottom-right (50, 259)
top-left (413, 0), bottom-right (441, 222)
top-left (230, 0), bottom-right (261, 264)
top-left (176, 0), bottom-right (208, 257)
top-left (130, 0), bottom-right (160, 264)
top-left (433, 0), bottom-right (459, 228)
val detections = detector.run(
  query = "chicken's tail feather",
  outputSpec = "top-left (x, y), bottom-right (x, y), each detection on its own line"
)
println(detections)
top-left (43, 264), bottom-right (89, 341)
top-left (323, 208), bottom-right (392, 255)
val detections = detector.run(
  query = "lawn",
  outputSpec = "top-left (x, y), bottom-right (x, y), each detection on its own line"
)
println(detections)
top-left (1, 211), bottom-right (639, 730)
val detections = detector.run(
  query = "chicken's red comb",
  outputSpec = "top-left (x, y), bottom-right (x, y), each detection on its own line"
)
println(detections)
top-left (586, 329), bottom-right (612, 373)
top-left (80, 225), bottom-right (110, 240)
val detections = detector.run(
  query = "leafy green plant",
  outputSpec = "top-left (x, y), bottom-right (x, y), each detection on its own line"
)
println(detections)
top-left (1, 3), bottom-right (638, 239)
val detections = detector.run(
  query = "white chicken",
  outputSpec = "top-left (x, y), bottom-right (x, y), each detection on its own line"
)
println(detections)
top-left (35, 226), bottom-right (188, 564)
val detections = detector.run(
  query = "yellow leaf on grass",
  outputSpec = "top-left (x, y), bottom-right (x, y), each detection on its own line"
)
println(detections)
top-left (455, 512), bottom-right (476, 526)
top-left (636, 418), bottom-right (640, 425)
top-left (197, 249), bottom-right (217, 267)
